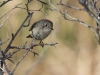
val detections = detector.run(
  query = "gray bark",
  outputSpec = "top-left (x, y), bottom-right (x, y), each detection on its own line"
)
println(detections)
top-left (0, 51), bottom-right (3, 75)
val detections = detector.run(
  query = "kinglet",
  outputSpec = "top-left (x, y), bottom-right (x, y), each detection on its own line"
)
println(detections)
top-left (26, 19), bottom-right (53, 47)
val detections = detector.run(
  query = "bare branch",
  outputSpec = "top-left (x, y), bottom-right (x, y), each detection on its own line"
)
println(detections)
top-left (16, 4), bottom-right (43, 12)
top-left (0, 50), bottom-right (3, 75)
top-left (4, 12), bottom-right (33, 54)
top-left (57, 0), bottom-right (85, 11)
top-left (10, 42), bottom-right (58, 49)
top-left (63, 10), bottom-right (97, 35)
top-left (37, 0), bottom-right (48, 5)
top-left (48, 0), bottom-right (100, 44)
top-left (0, 67), bottom-right (8, 75)
top-left (0, 3), bottom-right (22, 20)
top-left (78, 0), bottom-right (100, 25)
top-left (48, 0), bottom-right (95, 33)
top-left (0, 12), bottom-right (13, 28)
top-left (0, 0), bottom-right (58, 75)
top-left (88, 0), bottom-right (99, 16)
top-left (11, 50), bottom-right (29, 75)
top-left (0, 0), bottom-right (12, 7)
top-left (5, 42), bottom-right (57, 59)
top-left (0, 32), bottom-right (9, 46)
top-left (3, 61), bottom-right (10, 75)
top-left (11, 40), bottom-right (34, 74)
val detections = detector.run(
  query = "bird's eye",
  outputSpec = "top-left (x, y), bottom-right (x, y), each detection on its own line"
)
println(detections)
top-left (44, 23), bottom-right (48, 27)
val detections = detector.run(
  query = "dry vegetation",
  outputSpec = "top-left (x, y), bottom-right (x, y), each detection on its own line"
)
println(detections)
top-left (0, 0), bottom-right (100, 75)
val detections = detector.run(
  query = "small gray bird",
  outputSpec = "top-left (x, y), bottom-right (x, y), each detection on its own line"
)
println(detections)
top-left (26, 19), bottom-right (53, 47)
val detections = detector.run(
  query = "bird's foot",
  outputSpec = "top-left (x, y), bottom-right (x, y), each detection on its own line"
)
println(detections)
top-left (39, 40), bottom-right (44, 47)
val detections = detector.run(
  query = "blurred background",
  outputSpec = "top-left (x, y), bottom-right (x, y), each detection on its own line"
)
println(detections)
top-left (0, 0), bottom-right (100, 75)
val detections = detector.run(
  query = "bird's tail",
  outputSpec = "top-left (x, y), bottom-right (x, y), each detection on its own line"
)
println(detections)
top-left (26, 35), bottom-right (33, 38)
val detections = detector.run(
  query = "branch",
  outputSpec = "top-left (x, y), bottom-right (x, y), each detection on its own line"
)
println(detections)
top-left (78, 0), bottom-right (100, 25)
top-left (5, 42), bottom-right (38, 60)
top-left (37, 0), bottom-right (48, 5)
top-left (48, 0), bottom-right (100, 44)
top-left (0, 32), bottom-right (9, 46)
top-left (0, 0), bottom-right (12, 7)
top-left (16, 4), bottom-right (43, 12)
top-left (3, 61), bottom-right (10, 75)
top-left (0, 50), bottom-right (3, 75)
top-left (10, 42), bottom-right (58, 49)
top-left (0, 3), bottom-right (22, 20)
top-left (11, 50), bottom-right (29, 75)
top-left (57, 0), bottom-right (85, 11)
top-left (10, 39), bottom-right (34, 75)
top-left (48, 0), bottom-right (95, 32)
top-left (6, 42), bottom-right (58, 59)
top-left (4, 12), bottom-right (33, 54)
top-left (0, 12), bottom-right (13, 28)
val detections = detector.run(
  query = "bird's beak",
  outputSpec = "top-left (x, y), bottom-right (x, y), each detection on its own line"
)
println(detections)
top-left (50, 27), bottom-right (53, 30)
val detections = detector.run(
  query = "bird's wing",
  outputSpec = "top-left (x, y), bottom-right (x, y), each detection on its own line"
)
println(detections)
top-left (29, 19), bottom-right (44, 31)
top-left (29, 22), bottom-right (38, 31)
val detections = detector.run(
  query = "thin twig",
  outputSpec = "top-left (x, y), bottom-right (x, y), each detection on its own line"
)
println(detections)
top-left (11, 50), bottom-right (29, 75)
top-left (0, 3), bottom-right (22, 20)
top-left (3, 61), bottom-right (10, 75)
top-left (4, 12), bottom-right (33, 54)
top-left (0, 12), bottom-right (13, 28)
top-left (16, 4), bottom-right (43, 12)
top-left (11, 40), bottom-right (35, 74)
top-left (10, 42), bottom-right (58, 49)
top-left (57, 0), bottom-right (85, 11)
top-left (37, 0), bottom-right (48, 5)
top-left (0, 0), bottom-right (12, 7)
top-left (0, 32), bottom-right (9, 46)
top-left (0, 67), bottom-right (8, 75)
top-left (48, 0), bottom-right (96, 35)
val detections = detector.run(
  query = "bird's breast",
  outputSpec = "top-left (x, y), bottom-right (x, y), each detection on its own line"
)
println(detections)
top-left (29, 28), bottom-right (52, 40)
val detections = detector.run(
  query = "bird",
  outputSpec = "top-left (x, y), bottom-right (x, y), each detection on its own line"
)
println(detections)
top-left (26, 19), bottom-right (53, 47)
